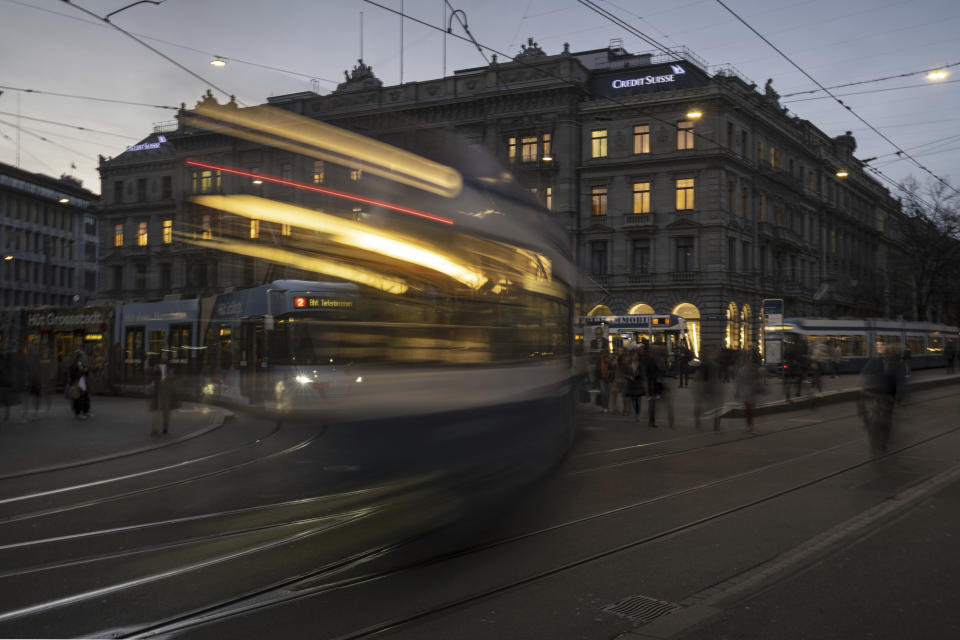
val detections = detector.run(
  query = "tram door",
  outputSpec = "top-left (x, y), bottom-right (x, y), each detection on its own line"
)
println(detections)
top-left (124, 326), bottom-right (145, 382)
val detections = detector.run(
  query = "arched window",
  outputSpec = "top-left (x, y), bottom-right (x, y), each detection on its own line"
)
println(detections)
top-left (726, 302), bottom-right (739, 349)
top-left (672, 302), bottom-right (701, 356)
top-left (587, 304), bottom-right (612, 317)
top-left (741, 304), bottom-right (753, 352)
top-left (626, 302), bottom-right (655, 315)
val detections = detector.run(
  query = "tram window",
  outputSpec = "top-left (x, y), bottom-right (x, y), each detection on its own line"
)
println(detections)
top-left (169, 324), bottom-right (191, 363)
top-left (148, 330), bottom-right (164, 359)
top-left (928, 337), bottom-right (944, 353)
top-left (906, 336), bottom-right (925, 355)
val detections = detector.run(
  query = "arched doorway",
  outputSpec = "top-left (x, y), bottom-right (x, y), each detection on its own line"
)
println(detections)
top-left (672, 302), bottom-right (700, 356)
top-left (725, 302), bottom-right (739, 350)
top-left (587, 304), bottom-right (611, 317)
top-left (740, 304), bottom-right (753, 352)
top-left (626, 302), bottom-right (655, 315)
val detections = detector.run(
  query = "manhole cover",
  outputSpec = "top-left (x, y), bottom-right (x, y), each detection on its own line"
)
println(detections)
top-left (603, 594), bottom-right (682, 624)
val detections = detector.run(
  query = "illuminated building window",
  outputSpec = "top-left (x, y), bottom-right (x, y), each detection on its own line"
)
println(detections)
top-left (113, 223), bottom-right (123, 247)
top-left (162, 219), bottom-right (172, 244)
top-left (675, 178), bottom-right (695, 211)
top-left (591, 129), bottom-right (607, 158)
top-left (201, 214), bottom-right (212, 240)
top-left (633, 124), bottom-right (650, 154)
top-left (350, 169), bottom-right (362, 182)
top-left (591, 186), bottom-right (608, 216)
top-left (137, 221), bottom-right (148, 246)
top-left (521, 136), bottom-right (538, 162)
top-left (545, 186), bottom-right (552, 211)
top-left (632, 181), bottom-right (651, 214)
top-left (542, 133), bottom-right (552, 158)
top-left (281, 223), bottom-right (292, 236)
top-left (250, 219), bottom-right (260, 239)
top-left (507, 136), bottom-right (517, 162)
top-left (313, 160), bottom-right (324, 184)
top-left (677, 121), bottom-right (694, 150)
top-left (192, 169), bottom-right (221, 194)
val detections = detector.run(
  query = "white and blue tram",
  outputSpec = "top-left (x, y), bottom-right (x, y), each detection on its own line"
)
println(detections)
top-left (580, 314), bottom-right (690, 358)
top-left (764, 317), bottom-right (959, 372)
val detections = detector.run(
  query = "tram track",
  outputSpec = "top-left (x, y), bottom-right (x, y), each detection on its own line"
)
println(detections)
top-left (109, 397), bottom-right (960, 639)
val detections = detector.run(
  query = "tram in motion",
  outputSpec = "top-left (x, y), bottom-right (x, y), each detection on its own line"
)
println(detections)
top-left (579, 314), bottom-right (690, 357)
top-left (764, 317), bottom-right (959, 372)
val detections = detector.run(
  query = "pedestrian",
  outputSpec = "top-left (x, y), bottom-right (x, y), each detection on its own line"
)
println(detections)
top-left (810, 338), bottom-right (828, 393)
top-left (858, 341), bottom-right (906, 455)
top-left (677, 343), bottom-right (692, 388)
top-left (150, 352), bottom-right (173, 436)
top-left (694, 347), bottom-right (723, 430)
top-left (624, 348), bottom-right (645, 421)
top-left (609, 348), bottom-right (627, 416)
top-left (26, 346), bottom-right (42, 420)
top-left (829, 341), bottom-right (842, 378)
top-left (67, 350), bottom-right (91, 420)
top-left (946, 340), bottom-right (957, 374)
top-left (597, 351), bottom-right (612, 413)
top-left (735, 351), bottom-right (764, 432)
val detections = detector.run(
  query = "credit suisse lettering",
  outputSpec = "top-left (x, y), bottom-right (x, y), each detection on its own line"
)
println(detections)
top-left (612, 74), bottom-right (675, 89)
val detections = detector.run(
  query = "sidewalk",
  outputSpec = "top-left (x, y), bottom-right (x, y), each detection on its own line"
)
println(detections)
top-left (0, 395), bottom-right (232, 477)
top-left (578, 366), bottom-right (960, 421)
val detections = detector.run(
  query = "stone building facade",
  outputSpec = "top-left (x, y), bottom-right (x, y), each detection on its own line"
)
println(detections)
top-left (95, 41), bottom-right (903, 353)
top-left (0, 161), bottom-right (99, 308)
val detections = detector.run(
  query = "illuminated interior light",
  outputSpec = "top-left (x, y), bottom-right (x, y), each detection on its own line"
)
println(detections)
top-left (185, 159), bottom-right (453, 225)
top-left (193, 195), bottom-right (487, 289)
top-left (252, 179), bottom-right (263, 185)
top-left (295, 375), bottom-right (312, 384)
top-left (179, 235), bottom-right (409, 294)
top-left (835, 170), bottom-right (849, 178)
top-left (183, 103), bottom-right (463, 198)
top-left (58, 197), bottom-right (70, 204)
top-left (686, 110), bottom-right (703, 119)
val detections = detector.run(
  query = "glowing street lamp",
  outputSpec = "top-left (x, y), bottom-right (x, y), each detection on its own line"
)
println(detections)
top-left (58, 197), bottom-right (70, 204)
top-left (927, 69), bottom-right (948, 81)
top-left (836, 170), bottom-right (849, 178)
top-left (210, 57), bottom-right (227, 68)
top-left (686, 110), bottom-right (703, 120)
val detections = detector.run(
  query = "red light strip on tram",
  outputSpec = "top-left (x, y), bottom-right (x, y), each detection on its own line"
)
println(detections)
top-left (185, 159), bottom-right (454, 225)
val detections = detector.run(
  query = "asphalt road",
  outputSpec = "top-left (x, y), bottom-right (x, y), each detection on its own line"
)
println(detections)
top-left (0, 377), bottom-right (957, 639)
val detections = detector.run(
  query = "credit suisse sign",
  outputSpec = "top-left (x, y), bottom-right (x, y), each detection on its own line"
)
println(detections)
top-left (591, 62), bottom-right (710, 97)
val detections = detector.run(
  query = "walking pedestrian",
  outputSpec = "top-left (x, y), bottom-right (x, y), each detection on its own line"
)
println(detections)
top-left (67, 350), bottom-right (91, 420)
top-left (694, 347), bottom-right (723, 430)
top-left (677, 343), bottom-right (692, 388)
top-left (735, 352), bottom-right (764, 432)
top-left (624, 349), bottom-right (644, 421)
top-left (858, 341), bottom-right (906, 455)
top-left (150, 352), bottom-right (173, 436)
top-left (829, 340), bottom-right (842, 378)
top-left (597, 352), bottom-right (612, 413)
top-left (608, 348), bottom-right (627, 416)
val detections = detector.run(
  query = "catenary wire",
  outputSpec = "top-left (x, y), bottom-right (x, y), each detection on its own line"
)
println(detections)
top-left (0, 85), bottom-right (179, 110)
top-left (784, 79), bottom-right (960, 103)
top-left (0, 112), bottom-right (138, 139)
top-left (0, 118), bottom-right (95, 159)
top-left (713, 0), bottom-right (958, 196)
top-left (780, 61), bottom-right (960, 98)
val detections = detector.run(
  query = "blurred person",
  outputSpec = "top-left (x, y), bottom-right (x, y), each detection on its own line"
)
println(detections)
top-left (829, 340), bottom-right (842, 378)
top-left (694, 347), bottom-right (723, 430)
top-left (946, 340), bottom-right (957, 374)
top-left (735, 351), bottom-right (764, 433)
top-left (647, 345), bottom-right (674, 429)
top-left (597, 351), bottom-right (613, 413)
top-left (902, 343), bottom-right (912, 379)
top-left (40, 346), bottom-right (55, 412)
top-left (67, 350), bottom-right (91, 420)
top-left (810, 338), bottom-right (829, 393)
top-left (624, 348), bottom-right (645, 421)
top-left (783, 335), bottom-right (808, 403)
top-left (26, 346), bottom-right (42, 420)
top-left (858, 341), bottom-right (906, 455)
top-left (609, 348), bottom-right (627, 416)
top-left (677, 343), bottom-right (692, 388)
top-left (150, 353), bottom-right (173, 436)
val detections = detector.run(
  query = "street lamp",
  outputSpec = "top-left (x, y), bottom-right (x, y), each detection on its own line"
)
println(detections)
top-left (836, 170), bottom-right (849, 178)
top-left (927, 69), bottom-right (948, 81)
top-left (686, 110), bottom-right (703, 120)
top-left (58, 197), bottom-right (69, 204)
top-left (210, 57), bottom-right (227, 68)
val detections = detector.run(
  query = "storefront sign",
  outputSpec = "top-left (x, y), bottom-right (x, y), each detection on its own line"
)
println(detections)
top-left (126, 135), bottom-right (168, 152)
top-left (27, 310), bottom-right (104, 329)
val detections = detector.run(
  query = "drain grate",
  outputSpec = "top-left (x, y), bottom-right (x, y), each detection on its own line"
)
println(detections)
top-left (602, 594), bottom-right (682, 624)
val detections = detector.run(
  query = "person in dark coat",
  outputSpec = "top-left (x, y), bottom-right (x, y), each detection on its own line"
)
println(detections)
top-left (694, 348), bottom-right (723, 430)
top-left (677, 344), bottom-right (692, 388)
top-left (67, 350), bottom-right (91, 420)
top-left (150, 352), bottom-right (173, 436)
top-left (858, 342), bottom-right (906, 454)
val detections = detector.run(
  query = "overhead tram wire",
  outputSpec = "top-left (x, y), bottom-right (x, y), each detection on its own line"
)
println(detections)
top-left (0, 112), bottom-right (138, 140)
top-left (4, 0), bottom-right (338, 86)
top-left (362, 1), bottom-right (939, 213)
top-left (779, 61), bottom-right (960, 98)
top-left (0, 118), bottom-right (95, 159)
top-left (784, 79), bottom-right (960, 103)
top-left (576, 0), bottom-right (678, 58)
top-left (60, 0), bottom-right (245, 106)
top-left (0, 85), bottom-right (179, 110)
top-left (713, 0), bottom-right (959, 196)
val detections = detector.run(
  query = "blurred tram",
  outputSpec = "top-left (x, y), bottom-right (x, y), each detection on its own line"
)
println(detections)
top-left (764, 317), bottom-right (959, 372)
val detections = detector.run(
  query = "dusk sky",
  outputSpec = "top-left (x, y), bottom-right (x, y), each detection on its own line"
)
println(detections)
top-left (1, 0), bottom-right (957, 201)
